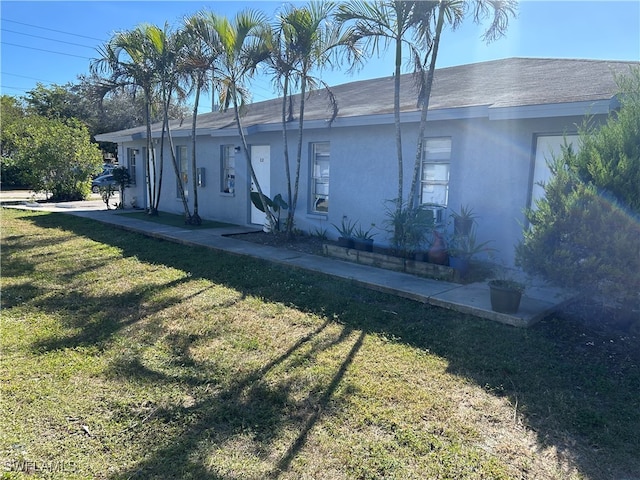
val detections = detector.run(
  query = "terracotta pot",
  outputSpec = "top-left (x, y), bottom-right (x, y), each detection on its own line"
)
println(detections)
top-left (428, 231), bottom-right (448, 265)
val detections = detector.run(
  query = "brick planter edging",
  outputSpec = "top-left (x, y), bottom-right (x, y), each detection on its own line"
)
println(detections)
top-left (323, 244), bottom-right (455, 282)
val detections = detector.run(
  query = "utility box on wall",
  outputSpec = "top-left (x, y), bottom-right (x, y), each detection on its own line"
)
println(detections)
top-left (196, 168), bottom-right (205, 187)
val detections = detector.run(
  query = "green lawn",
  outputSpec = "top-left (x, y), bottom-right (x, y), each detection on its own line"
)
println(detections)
top-left (1, 208), bottom-right (638, 479)
top-left (120, 211), bottom-right (237, 229)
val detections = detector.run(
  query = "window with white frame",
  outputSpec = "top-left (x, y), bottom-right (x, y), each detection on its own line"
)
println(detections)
top-left (310, 142), bottom-right (329, 213)
top-left (127, 148), bottom-right (137, 185)
top-left (176, 145), bottom-right (188, 198)
top-left (421, 137), bottom-right (451, 207)
top-left (531, 134), bottom-right (579, 208)
top-left (221, 145), bottom-right (236, 194)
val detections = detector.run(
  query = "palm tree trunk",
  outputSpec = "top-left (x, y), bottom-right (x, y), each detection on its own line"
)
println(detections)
top-left (155, 103), bottom-right (164, 215)
top-left (408, 4), bottom-right (446, 210)
top-left (290, 79), bottom-right (307, 238)
top-left (144, 94), bottom-right (157, 215)
top-left (394, 33), bottom-right (404, 213)
top-left (190, 77), bottom-right (202, 225)
top-left (232, 88), bottom-right (275, 231)
top-left (164, 105), bottom-right (192, 223)
top-left (281, 75), bottom-right (293, 235)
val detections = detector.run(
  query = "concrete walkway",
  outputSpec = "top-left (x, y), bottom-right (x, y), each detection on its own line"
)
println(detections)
top-left (3, 195), bottom-right (573, 327)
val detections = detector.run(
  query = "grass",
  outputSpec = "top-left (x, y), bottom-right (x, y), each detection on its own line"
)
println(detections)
top-left (120, 211), bottom-right (237, 229)
top-left (1, 208), bottom-right (639, 480)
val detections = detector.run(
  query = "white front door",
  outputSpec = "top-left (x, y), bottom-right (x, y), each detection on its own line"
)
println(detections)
top-left (250, 145), bottom-right (270, 225)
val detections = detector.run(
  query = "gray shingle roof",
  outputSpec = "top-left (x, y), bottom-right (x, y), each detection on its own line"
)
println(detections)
top-left (96, 57), bottom-right (639, 140)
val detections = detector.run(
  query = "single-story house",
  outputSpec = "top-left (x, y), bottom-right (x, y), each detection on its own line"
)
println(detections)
top-left (95, 57), bottom-right (638, 265)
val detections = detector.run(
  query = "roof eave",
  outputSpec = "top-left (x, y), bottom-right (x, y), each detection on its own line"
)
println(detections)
top-left (488, 99), bottom-right (614, 120)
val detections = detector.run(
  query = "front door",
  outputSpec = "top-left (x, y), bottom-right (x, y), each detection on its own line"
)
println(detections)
top-left (250, 145), bottom-right (270, 225)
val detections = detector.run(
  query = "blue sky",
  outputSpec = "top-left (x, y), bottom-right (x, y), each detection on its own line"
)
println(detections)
top-left (1, 0), bottom-right (638, 113)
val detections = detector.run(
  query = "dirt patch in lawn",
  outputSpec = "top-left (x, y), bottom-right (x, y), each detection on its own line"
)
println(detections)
top-left (227, 230), bottom-right (326, 255)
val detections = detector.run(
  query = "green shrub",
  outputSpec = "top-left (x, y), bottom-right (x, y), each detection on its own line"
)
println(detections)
top-left (517, 68), bottom-right (640, 309)
top-left (10, 116), bottom-right (102, 200)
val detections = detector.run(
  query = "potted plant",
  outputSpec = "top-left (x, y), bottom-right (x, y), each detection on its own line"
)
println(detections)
top-left (383, 200), bottom-right (434, 259)
top-left (332, 217), bottom-right (357, 249)
top-left (448, 227), bottom-right (495, 277)
top-left (451, 204), bottom-right (477, 236)
top-left (353, 223), bottom-right (376, 252)
top-left (487, 264), bottom-right (526, 314)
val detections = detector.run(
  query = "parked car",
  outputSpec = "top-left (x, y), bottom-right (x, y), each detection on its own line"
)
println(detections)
top-left (91, 174), bottom-right (117, 193)
top-left (92, 164), bottom-right (117, 179)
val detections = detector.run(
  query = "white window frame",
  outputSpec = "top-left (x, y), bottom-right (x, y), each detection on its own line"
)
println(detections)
top-left (310, 142), bottom-right (329, 214)
top-left (420, 137), bottom-right (451, 209)
top-left (127, 148), bottom-right (137, 185)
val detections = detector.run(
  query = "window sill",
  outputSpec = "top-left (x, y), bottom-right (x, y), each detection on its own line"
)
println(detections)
top-left (307, 212), bottom-right (328, 220)
top-left (220, 192), bottom-right (235, 198)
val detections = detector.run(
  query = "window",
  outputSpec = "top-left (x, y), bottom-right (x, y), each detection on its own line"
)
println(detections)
top-left (531, 134), bottom-right (579, 208)
top-left (176, 145), bottom-right (188, 198)
top-left (421, 137), bottom-right (451, 207)
top-left (310, 142), bottom-right (329, 213)
top-left (221, 145), bottom-right (236, 194)
top-left (127, 148), bottom-right (137, 185)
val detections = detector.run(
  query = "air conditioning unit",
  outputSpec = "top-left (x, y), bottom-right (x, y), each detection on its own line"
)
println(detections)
top-left (424, 205), bottom-right (446, 226)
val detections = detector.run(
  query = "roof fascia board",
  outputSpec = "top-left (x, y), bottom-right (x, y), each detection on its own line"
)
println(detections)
top-left (208, 105), bottom-right (492, 134)
top-left (488, 100), bottom-right (613, 120)
top-left (101, 99), bottom-right (615, 143)
top-left (94, 132), bottom-right (145, 143)
top-left (328, 106), bottom-right (491, 127)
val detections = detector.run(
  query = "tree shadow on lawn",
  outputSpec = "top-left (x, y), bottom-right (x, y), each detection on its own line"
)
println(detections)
top-left (27, 277), bottom-right (194, 353)
top-left (107, 320), bottom-right (362, 479)
top-left (21, 212), bottom-right (640, 479)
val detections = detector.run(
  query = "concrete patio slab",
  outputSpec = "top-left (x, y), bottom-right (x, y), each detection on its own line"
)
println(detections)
top-left (2, 198), bottom-right (574, 328)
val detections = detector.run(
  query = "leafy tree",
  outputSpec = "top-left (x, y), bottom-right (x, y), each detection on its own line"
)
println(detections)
top-left (22, 76), bottom-right (189, 160)
top-left (1, 95), bottom-right (27, 187)
top-left (10, 116), bottom-right (103, 200)
top-left (517, 68), bottom-right (640, 310)
top-left (23, 83), bottom-right (82, 120)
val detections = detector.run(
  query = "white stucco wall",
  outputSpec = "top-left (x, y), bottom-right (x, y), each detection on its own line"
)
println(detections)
top-left (118, 112), bottom-right (602, 266)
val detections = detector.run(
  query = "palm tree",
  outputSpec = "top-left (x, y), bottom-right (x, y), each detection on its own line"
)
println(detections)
top-left (182, 12), bottom-right (222, 225)
top-left (147, 23), bottom-right (192, 223)
top-left (335, 1), bottom-right (430, 215)
top-left (268, 1), bottom-right (361, 236)
top-left (407, 0), bottom-right (517, 208)
top-left (205, 9), bottom-right (275, 229)
top-left (92, 25), bottom-right (162, 215)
